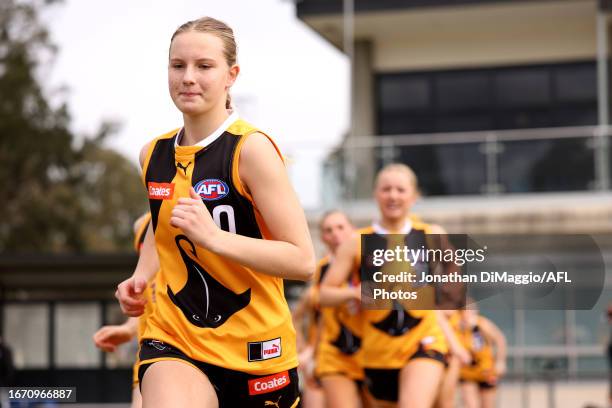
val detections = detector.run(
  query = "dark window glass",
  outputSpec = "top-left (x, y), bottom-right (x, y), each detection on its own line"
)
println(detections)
top-left (379, 113), bottom-right (436, 134)
top-left (494, 107), bottom-right (553, 130)
top-left (554, 65), bottom-right (597, 103)
top-left (375, 61), bottom-right (597, 195)
top-left (436, 114), bottom-right (493, 132)
top-left (436, 71), bottom-right (490, 112)
top-left (494, 68), bottom-right (551, 108)
top-left (498, 138), bottom-right (594, 193)
top-left (551, 107), bottom-right (597, 127)
top-left (379, 76), bottom-right (430, 111)
top-left (393, 143), bottom-right (485, 195)
top-left (376, 61), bottom-right (596, 137)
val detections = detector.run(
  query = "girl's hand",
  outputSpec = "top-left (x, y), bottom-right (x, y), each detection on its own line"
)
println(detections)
top-left (170, 187), bottom-right (222, 250)
top-left (450, 342), bottom-right (472, 366)
top-left (495, 359), bottom-right (507, 377)
top-left (115, 276), bottom-right (147, 317)
top-left (93, 325), bottom-right (135, 352)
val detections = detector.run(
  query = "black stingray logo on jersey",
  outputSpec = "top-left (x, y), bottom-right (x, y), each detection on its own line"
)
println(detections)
top-left (168, 235), bottom-right (251, 328)
top-left (331, 315), bottom-right (361, 355)
top-left (372, 300), bottom-right (422, 336)
top-left (194, 178), bottom-right (229, 201)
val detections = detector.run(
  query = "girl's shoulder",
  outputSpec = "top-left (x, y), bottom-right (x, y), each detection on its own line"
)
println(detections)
top-left (139, 128), bottom-right (181, 168)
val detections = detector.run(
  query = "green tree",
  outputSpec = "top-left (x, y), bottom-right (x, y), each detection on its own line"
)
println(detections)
top-left (0, 0), bottom-right (146, 252)
top-left (76, 124), bottom-right (148, 251)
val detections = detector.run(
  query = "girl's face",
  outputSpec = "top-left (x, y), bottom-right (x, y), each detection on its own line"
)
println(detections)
top-left (168, 31), bottom-right (238, 117)
top-left (320, 212), bottom-right (353, 253)
top-left (374, 170), bottom-right (417, 223)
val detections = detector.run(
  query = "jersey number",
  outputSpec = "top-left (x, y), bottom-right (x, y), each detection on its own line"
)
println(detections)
top-left (212, 205), bottom-right (236, 233)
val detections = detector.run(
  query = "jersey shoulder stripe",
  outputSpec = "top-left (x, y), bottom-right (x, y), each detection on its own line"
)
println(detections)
top-left (133, 212), bottom-right (152, 252)
top-left (229, 120), bottom-right (284, 203)
top-left (141, 129), bottom-right (181, 186)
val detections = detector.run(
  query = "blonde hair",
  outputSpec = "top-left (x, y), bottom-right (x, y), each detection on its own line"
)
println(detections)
top-left (318, 209), bottom-right (352, 231)
top-left (375, 163), bottom-right (420, 194)
top-left (170, 17), bottom-right (237, 109)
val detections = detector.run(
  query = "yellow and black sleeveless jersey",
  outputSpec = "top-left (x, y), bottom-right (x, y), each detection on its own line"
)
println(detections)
top-left (140, 117), bottom-right (297, 375)
top-left (132, 212), bottom-right (156, 342)
top-left (133, 212), bottom-right (152, 253)
top-left (450, 314), bottom-right (496, 383)
top-left (315, 256), bottom-right (364, 380)
top-left (131, 212), bottom-right (155, 386)
top-left (302, 256), bottom-right (329, 347)
top-left (359, 221), bottom-right (447, 369)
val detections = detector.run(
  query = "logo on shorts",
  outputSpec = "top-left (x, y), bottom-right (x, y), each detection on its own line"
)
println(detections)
top-left (148, 182), bottom-right (175, 200)
top-left (248, 338), bottom-right (281, 362)
top-left (248, 371), bottom-right (289, 395)
top-left (194, 179), bottom-right (229, 201)
top-left (148, 340), bottom-right (167, 351)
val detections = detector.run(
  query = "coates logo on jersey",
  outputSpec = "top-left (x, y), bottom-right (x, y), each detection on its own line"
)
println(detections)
top-left (194, 179), bottom-right (229, 201)
top-left (148, 182), bottom-right (175, 200)
top-left (248, 371), bottom-right (290, 396)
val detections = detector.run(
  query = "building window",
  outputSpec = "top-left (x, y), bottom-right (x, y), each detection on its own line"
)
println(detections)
top-left (3, 304), bottom-right (49, 368)
top-left (376, 61), bottom-right (598, 195)
top-left (524, 310), bottom-right (567, 346)
top-left (55, 303), bottom-right (101, 368)
top-left (498, 138), bottom-right (594, 193)
top-left (103, 302), bottom-right (138, 368)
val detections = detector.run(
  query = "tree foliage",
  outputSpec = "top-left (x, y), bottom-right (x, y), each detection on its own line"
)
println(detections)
top-left (0, 0), bottom-right (147, 252)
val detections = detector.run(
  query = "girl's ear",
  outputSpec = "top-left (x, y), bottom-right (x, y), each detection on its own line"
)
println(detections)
top-left (227, 64), bottom-right (240, 89)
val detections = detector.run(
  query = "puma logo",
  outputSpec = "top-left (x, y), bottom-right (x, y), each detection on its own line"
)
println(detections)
top-left (264, 396), bottom-right (281, 408)
top-left (176, 161), bottom-right (191, 175)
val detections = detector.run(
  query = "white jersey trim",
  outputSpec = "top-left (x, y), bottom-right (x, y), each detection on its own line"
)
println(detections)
top-left (175, 110), bottom-right (239, 148)
top-left (372, 219), bottom-right (412, 235)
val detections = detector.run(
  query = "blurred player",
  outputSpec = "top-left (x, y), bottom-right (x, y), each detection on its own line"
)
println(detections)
top-left (321, 163), bottom-right (454, 408)
top-left (115, 16), bottom-right (314, 408)
top-left (293, 210), bottom-right (360, 408)
top-left (452, 304), bottom-right (507, 408)
top-left (434, 310), bottom-right (471, 408)
top-left (93, 213), bottom-right (154, 408)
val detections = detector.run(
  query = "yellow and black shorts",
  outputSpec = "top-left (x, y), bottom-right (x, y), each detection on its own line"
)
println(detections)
top-left (459, 377), bottom-right (498, 389)
top-left (138, 339), bottom-right (300, 408)
top-left (132, 361), bottom-right (139, 389)
top-left (315, 344), bottom-right (364, 382)
top-left (364, 342), bottom-right (447, 403)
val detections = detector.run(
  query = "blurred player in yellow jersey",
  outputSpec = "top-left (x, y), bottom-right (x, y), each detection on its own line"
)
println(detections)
top-left (435, 310), bottom-right (471, 408)
top-left (450, 304), bottom-right (506, 408)
top-left (321, 163), bottom-right (470, 408)
top-left (93, 213), bottom-right (155, 408)
top-left (292, 210), bottom-right (356, 408)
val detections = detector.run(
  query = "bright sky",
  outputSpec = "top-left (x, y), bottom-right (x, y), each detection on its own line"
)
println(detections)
top-left (45, 0), bottom-right (349, 209)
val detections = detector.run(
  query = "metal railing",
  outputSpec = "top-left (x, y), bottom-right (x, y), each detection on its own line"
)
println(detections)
top-left (313, 125), bottom-right (612, 206)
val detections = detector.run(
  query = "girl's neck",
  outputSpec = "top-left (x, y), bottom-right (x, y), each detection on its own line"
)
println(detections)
top-left (181, 104), bottom-right (229, 146)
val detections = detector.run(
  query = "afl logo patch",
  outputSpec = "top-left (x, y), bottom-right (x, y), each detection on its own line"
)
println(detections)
top-left (194, 179), bottom-right (229, 201)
